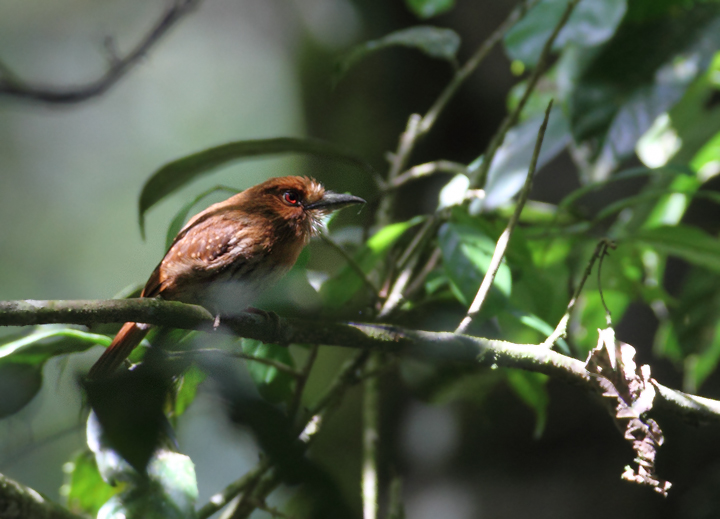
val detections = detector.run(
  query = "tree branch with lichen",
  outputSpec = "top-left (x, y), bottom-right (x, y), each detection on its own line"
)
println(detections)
top-left (1, 297), bottom-right (720, 426)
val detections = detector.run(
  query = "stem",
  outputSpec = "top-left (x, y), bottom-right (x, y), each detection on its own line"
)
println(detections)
top-left (456, 100), bottom-right (553, 334)
top-left (362, 355), bottom-right (381, 519)
top-left (0, 0), bottom-right (203, 103)
top-left (542, 238), bottom-right (616, 348)
top-left (471, 0), bottom-right (581, 189)
top-left (419, 0), bottom-right (540, 135)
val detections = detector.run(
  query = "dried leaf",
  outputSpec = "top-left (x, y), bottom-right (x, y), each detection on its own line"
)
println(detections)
top-left (586, 327), bottom-right (671, 496)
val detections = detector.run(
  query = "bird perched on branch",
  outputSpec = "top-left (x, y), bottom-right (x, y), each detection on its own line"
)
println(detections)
top-left (88, 176), bottom-right (365, 378)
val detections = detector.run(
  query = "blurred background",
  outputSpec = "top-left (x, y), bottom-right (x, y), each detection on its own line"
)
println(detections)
top-left (1, 1), bottom-right (720, 518)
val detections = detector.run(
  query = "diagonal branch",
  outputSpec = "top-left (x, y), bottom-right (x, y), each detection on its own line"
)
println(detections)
top-left (2, 297), bottom-right (720, 425)
top-left (0, 0), bottom-right (202, 103)
top-left (456, 100), bottom-right (553, 334)
top-left (0, 472), bottom-right (85, 519)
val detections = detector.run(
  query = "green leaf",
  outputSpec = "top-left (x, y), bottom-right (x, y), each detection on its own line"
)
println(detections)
top-left (479, 107), bottom-right (570, 210)
top-left (505, 0), bottom-right (627, 67)
top-left (0, 362), bottom-right (42, 418)
top-left (165, 186), bottom-right (239, 250)
top-left (506, 369), bottom-right (549, 439)
top-left (576, 290), bottom-right (630, 353)
top-left (570, 4), bottom-right (720, 167)
top-left (336, 26), bottom-right (460, 81)
top-left (437, 222), bottom-right (512, 309)
top-left (685, 325), bottom-right (720, 393)
top-left (241, 339), bottom-right (295, 404)
top-left (139, 137), bottom-right (374, 237)
top-left (173, 365), bottom-right (206, 418)
top-left (0, 327), bottom-right (111, 418)
top-left (63, 450), bottom-right (120, 517)
top-left (0, 327), bottom-right (111, 363)
top-left (405, 0), bottom-right (455, 19)
top-left (320, 217), bottom-right (424, 308)
top-left (97, 450), bottom-right (198, 519)
top-left (631, 225), bottom-right (720, 273)
top-left (691, 129), bottom-right (720, 176)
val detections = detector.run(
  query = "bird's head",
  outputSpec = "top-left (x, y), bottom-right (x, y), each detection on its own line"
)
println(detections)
top-left (244, 176), bottom-right (366, 238)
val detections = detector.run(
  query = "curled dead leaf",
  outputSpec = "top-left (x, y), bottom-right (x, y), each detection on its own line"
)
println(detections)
top-left (586, 327), bottom-right (671, 496)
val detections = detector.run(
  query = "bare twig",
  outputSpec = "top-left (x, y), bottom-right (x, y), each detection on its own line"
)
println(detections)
top-left (287, 344), bottom-right (320, 422)
top-left (456, 100), bottom-right (553, 334)
top-left (320, 233), bottom-right (380, 297)
top-left (0, 472), bottom-right (85, 519)
top-left (391, 160), bottom-right (468, 189)
top-left (471, 0), bottom-right (581, 189)
top-left (363, 355), bottom-right (381, 519)
top-left (0, 0), bottom-right (202, 103)
top-left (198, 351), bottom-right (371, 519)
top-left (419, 0), bottom-right (541, 135)
top-left (542, 238), bottom-right (616, 349)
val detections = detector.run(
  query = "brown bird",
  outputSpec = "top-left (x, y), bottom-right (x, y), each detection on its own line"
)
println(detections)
top-left (88, 176), bottom-right (365, 378)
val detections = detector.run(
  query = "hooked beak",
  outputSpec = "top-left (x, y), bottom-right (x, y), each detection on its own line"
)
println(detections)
top-left (306, 191), bottom-right (366, 212)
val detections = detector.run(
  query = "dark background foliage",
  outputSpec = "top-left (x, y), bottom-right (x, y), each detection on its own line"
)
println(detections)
top-left (2, 0), bottom-right (720, 518)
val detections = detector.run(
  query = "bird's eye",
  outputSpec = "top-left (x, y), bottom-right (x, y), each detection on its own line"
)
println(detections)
top-left (283, 191), bottom-right (300, 206)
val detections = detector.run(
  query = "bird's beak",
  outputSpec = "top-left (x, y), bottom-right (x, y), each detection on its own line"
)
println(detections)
top-left (306, 191), bottom-right (366, 212)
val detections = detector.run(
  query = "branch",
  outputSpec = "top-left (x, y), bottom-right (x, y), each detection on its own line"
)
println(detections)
top-left (0, 472), bottom-right (84, 519)
top-left (471, 0), bottom-right (581, 189)
top-left (0, 0), bottom-right (201, 103)
top-left (2, 298), bottom-right (720, 425)
top-left (419, 0), bottom-right (541, 135)
top-left (456, 100), bottom-right (553, 333)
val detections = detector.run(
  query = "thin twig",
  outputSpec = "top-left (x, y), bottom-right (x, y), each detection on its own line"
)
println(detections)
top-left (320, 233), bottom-right (380, 297)
top-left (471, 0), bottom-right (581, 189)
top-left (390, 160), bottom-right (468, 189)
top-left (597, 240), bottom-right (615, 326)
top-left (456, 100), bottom-right (554, 334)
top-left (542, 238), bottom-right (616, 348)
top-left (362, 355), bottom-right (381, 519)
top-left (419, 0), bottom-right (540, 135)
top-left (197, 351), bottom-right (371, 519)
top-left (0, 0), bottom-right (202, 103)
top-left (287, 344), bottom-right (320, 422)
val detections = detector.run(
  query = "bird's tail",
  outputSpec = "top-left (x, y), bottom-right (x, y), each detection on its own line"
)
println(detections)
top-left (88, 322), bottom-right (151, 378)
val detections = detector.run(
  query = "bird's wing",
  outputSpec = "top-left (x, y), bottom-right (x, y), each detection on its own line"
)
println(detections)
top-left (142, 214), bottom-right (265, 299)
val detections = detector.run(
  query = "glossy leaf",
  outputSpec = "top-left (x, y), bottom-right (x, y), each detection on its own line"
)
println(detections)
top-left (139, 137), bottom-right (374, 237)
top-left (320, 217), bottom-right (424, 307)
top-left (405, 0), bottom-right (455, 19)
top-left (576, 290), bottom-right (630, 353)
top-left (241, 339), bottom-right (295, 405)
top-left (64, 450), bottom-right (120, 517)
top-left (97, 450), bottom-right (198, 519)
top-left (438, 222), bottom-right (512, 308)
top-left (336, 26), bottom-right (460, 80)
top-left (0, 327), bottom-right (111, 364)
top-left (173, 365), bottom-right (206, 418)
top-left (479, 107), bottom-right (570, 210)
top-left (505, 0), bottom-right (626, 66)
top-left (570, 4), bottom-right (720, 168)
top-left (0, 362), bottom-right (42, 418)
top-left (165, 186), bottom-right (239, 250)
top-left (0, 327), bottom-right (112, 417)
top-left (632, 225), bottom-right (720, 273)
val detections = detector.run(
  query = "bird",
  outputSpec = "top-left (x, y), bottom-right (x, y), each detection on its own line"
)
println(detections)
top-left (88, 176), bottom-right (365, 378)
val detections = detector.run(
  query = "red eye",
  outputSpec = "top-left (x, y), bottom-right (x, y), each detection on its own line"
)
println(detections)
top-left (283, 191), bottom-right (300, 205)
